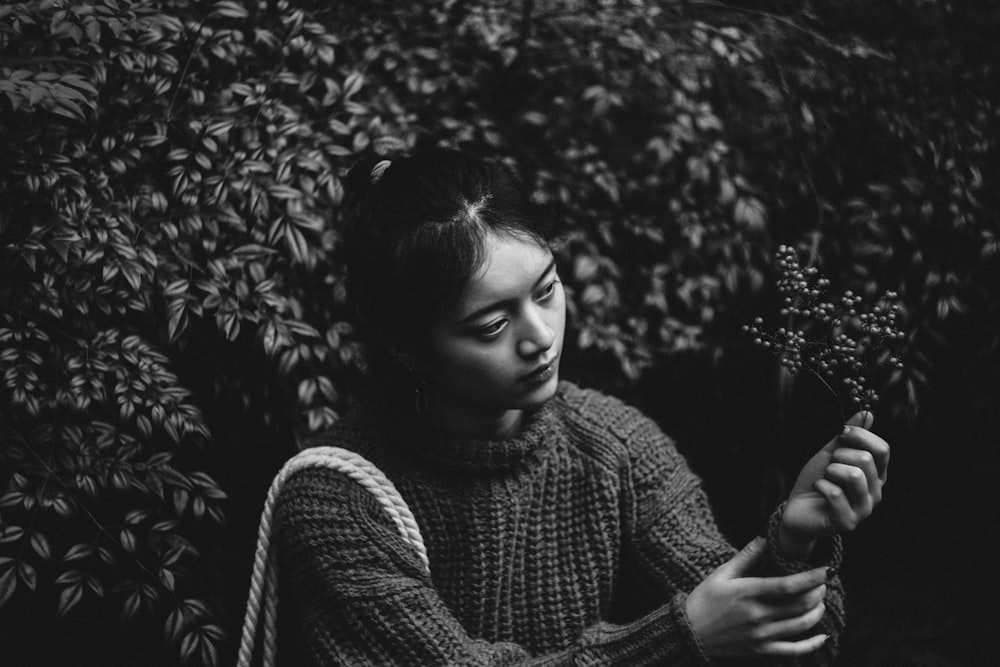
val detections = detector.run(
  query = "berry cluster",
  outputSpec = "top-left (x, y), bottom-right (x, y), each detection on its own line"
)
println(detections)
top-left (743, 245), bottom-right (906, 415)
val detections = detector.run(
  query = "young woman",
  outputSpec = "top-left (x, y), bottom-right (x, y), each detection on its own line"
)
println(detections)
top-left (274, 150), bottom-right (890, 665)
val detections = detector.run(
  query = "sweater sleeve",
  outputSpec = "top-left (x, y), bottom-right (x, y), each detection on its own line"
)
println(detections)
top-left (611, 402), bottom-right (845, 665)
top-left (275, 466), bottom-right (716, 666)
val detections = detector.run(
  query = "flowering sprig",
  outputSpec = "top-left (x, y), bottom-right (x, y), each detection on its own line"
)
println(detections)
top-left (744, 245), bottom-right (906, 418)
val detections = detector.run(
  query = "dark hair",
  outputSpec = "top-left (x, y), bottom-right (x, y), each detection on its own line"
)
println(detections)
top-left (341, 149), bottom-right (553, 406)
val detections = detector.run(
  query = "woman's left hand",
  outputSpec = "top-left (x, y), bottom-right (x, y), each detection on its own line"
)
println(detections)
top-left (779, 411), bottom-right (890, 560)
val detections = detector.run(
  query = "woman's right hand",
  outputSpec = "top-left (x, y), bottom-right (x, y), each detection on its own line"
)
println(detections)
top-left (685, 537), bottom-right (829, 658)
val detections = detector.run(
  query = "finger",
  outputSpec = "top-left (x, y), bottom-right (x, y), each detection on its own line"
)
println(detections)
top-left (754, 600), bottom-right (826, 641)
top-left (831, 448), bottom-right (881, 502)
top-left (846, 410), bottom-right (874, 430)
top-left (819, 411), bottom-right (873, 454)
top-left (715, 536), bottom-right (766, 578)
top-left (748, 567), bottom-right (827, 599)
top-left (757, 632), bottom-right (829, 657)
top-left (813, 478), bottom-right (860, 532)
top-left (819, 410), bottom-right (876, 455)
top-left (757, 583), bottom-right (827, 621)
top-left (840, 426), bottom-right (890, 483)
top-left (824, 462), bottom-right (874, 516)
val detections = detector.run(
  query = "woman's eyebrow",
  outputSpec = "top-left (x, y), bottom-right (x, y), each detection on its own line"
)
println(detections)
top-left (458, 258), bottom-right (556, 325)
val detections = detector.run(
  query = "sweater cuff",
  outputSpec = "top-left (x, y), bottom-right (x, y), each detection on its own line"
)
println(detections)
top-left (763, 501), bottom-right (843, 575)
top-left (665, 592), bottom-right (713, 665)
top-left (581, 593), bottom-right (712, 665)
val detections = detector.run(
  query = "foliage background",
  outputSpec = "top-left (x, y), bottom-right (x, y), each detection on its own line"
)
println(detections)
top-left (1, 0), bottom-right (997, 664)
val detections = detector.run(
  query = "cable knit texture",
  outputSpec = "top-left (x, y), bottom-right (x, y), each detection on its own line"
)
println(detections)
top-left (274, 382), bottom-right (844, 665)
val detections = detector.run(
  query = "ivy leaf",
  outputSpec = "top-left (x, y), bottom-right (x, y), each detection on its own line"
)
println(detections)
top-left (57, 583), bottom-right (84, 617)
top-left (30, 533), bottom-right (52, 561)
top-left (119, 529), bottom-right (137, 554)
top-left (209, 1), bottom-right (248, 19)
top-left (18, 562), bottom-right (36, 591)
top-left (0, 566), bottom-right (17, 607)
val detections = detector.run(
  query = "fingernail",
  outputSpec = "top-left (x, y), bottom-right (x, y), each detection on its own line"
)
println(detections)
top-left (841, 425), bottom-right (851, 436)
top-left (820, 633), bottom-right (830, 644)
top-left (826, 566), bottom-right (838, 582)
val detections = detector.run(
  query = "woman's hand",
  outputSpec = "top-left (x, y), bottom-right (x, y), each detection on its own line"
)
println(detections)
top-left (779, 411), bottom-right (890, 560)
top-left (686, 537), bottom-right (830, 658)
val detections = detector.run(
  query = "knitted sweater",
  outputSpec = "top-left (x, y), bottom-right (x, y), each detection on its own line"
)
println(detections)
top-left (275, 381), bottom-right (844, 665)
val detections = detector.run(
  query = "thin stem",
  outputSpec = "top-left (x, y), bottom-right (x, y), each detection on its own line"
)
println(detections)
top-left (166, 6), bottom-right (211, 121)
top-left (805, 366), bottom-right (847, 424)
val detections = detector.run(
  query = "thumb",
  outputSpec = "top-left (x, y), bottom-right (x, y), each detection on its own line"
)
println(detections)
top-left (716, 536), bottom-right (766, 579)
top-left (821, 410), bottom-right (877, 453)
top-left (846, 410), bottom-right (875, 430)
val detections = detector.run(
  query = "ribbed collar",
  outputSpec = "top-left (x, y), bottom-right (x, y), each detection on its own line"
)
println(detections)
top-left (400, 389), bottom-right (561, 472)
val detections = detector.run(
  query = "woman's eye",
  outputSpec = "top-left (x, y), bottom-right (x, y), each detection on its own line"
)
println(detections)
top-left (476, 320), bottom-right (508, 338)
top-left (538, 280), bottom-right (558, 301)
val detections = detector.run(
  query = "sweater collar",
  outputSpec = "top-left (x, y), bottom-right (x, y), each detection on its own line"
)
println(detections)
top-left (404, 390), bottom-right (560, 472)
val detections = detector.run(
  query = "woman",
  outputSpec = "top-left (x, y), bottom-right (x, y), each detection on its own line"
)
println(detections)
top-left (275, 150), bottom-right (889, 665)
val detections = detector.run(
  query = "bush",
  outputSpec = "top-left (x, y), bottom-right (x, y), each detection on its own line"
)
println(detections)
top-left (0, 0), bottom-right (396, 662)
top-left (704, 0), bottom-right (1000, 425)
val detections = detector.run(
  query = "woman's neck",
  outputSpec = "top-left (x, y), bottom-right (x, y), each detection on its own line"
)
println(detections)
top-left (427, 398), bottom-right (525, 440)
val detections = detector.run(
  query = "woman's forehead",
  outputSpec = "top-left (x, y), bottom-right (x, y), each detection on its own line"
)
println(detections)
top-left (456, 234), bottom-right (552, 313)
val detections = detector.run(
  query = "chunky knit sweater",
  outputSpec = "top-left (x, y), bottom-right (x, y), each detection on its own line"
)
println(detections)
top-left (275, 381), bottom-right (844, 665)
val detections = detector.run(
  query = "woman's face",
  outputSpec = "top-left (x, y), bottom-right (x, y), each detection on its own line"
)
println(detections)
top-left (422, 231), bottom-right (566, 437)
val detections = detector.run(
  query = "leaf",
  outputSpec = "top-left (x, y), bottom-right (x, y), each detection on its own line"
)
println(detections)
top-left (54, 570), bottom-right (82, 586)
top-left (734, 196), bottom-right (766, 230)
top-left (285, 320), bottom-right (320, 338)
top-left (30, 533), bottom-right (52, 560)
top-left (51, 97), bottom-right (85, 120)
top-left (151, 519), bottom-right (180, 534)
top-left (18, 562), bottom-right (36, 591)
top-left (163, 279), bottom-right (190, 297)
top-left (268, 184), bottom-right (299, 200)
top-left (0, 526), bottom-right (24, 546)
top-left (232, 244), bottom-right (277, 260)
top-left (159, 568), bottom-right (176, 592)
top-left (123, 589), bottom-right (141, 620)
top-left (343, 71), bottom-right (364, 98)
top-left (57, 583), bottom-right (84, 617)
top-left (124, 508), bottom-right (148, 525)
top-left (27, 84), bottom-right (45, 106)
top-left (119, 529), bottom-right (137, 554)
top-left (137, 414), bottom-right (152, 439)
top-left (0, 565), bottom-right (17, 607)
top-left (165, 606), bottom-right (185, 641)
top-left (210, 0), bottom-right (248, 19)
top-left (84, 17), bottom-right (101, 43)
top-left (97, 547), bottom-right (117, 567)
top-left (168, 307), bottom-right (189, 344)
top-left (161, 547), bottom-right (184, 567)
top-left (180, 631), bottom-right (199, 662)
top-left (284, 224), bottom-right (309, 264)
top-left (173, 488), bottom-right (190, 514)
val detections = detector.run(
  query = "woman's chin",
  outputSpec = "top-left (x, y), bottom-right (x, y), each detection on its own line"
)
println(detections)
top-left (516, 371), bottom-right (559, 407)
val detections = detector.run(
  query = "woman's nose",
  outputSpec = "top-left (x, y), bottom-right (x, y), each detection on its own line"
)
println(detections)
top-left (517, 307), bottom-right (555, 358)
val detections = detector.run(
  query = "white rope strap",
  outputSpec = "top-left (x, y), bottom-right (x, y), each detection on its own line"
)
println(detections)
top-left (236, 446), bottom-right (428, 667)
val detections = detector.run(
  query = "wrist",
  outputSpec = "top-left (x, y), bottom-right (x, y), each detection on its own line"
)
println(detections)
top-left (778, 518), bottom-right (816, 562)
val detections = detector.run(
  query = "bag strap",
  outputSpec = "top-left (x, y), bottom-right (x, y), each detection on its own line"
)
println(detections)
top-left (236, 446), bottom-right (429, 667)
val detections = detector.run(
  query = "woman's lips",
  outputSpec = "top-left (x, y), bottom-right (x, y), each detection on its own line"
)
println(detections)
top-left (520, 360), bottom-right (556, 384)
